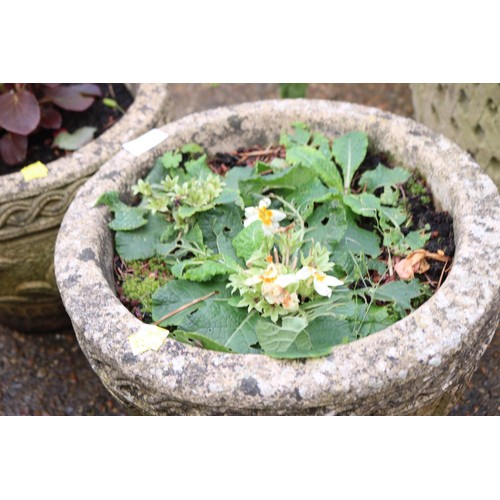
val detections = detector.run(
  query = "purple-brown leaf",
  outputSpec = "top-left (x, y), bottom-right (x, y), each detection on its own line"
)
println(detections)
top-left (0, 132), bottom-right (28, 165)
top-left (0, 90), bottom-right (41, 135)
top-left (43, 84), bottom-right (102, 111)
top-left (40, 106), bottom-right (63, 129)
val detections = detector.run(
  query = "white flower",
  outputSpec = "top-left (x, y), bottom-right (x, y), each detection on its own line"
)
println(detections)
top-left (244, 197), bottom-right (286, 236)
top-left (296, 266), bottom-right (343, 298)
top-left (244, 263), bottom-right (298, 288)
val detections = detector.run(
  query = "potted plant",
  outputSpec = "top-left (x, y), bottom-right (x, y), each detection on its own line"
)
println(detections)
top-left (0, 83), bottom-right (171, 333)
top-left (55, 100), bottom-right (500, 415)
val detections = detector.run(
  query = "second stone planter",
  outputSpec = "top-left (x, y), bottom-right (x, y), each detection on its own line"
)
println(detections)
top-left (55, 100), bottom-right (500, 415)
top-left (0, 83), bottom-right (171, 333)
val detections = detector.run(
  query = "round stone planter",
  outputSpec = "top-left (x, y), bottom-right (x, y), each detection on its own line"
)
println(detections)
top-left (411, 83), bottom-right (500, 188)
top-left (0, 83), bottom-right (171, 333)
top-left (55, 100), bottom-right (500, 415)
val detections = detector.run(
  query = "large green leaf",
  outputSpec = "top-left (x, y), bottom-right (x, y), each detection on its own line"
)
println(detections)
top-left (115, 213), bottom-right (176, 260)
top-left (286, 178), bottom-right (333, 218)
top-left (304, 199), bottom-right (347, 252)
top-left (197, 205), bottom-right (244, 254)
top-left (256, 316), bottom-right (309, 353)
top-left (365, 280), bottom-right (423, 310)
top-left (96, 191), bottom-right (149, 231)
top-left (359, 164), bottom-right (412, 192)
top-left (286, 145), bottom-right (343, 192)
top-left (239, 163), bottom-right (317, 203)
top-left (343, 193), bottom-right (380, 219)
top-left (152, 279), bottom-right (223, 327)
top-left (332, 131), bottom-right (368, 192)
top-left (264, 315), bottom-right (356, 359)
top-left (232, 221), bottom-right (268, 261)
top-left (179, 302), bottom-right (260, 354)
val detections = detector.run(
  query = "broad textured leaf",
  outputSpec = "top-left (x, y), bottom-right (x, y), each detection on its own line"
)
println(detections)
top-left (343, 193), bottom-right (380, 218)
top-left (0, 90), bottom-right (40, 134)
top-left (179, 302), bottom-right (260, 354)
top-left (39, 106), bottom-right (62, 129)
top-left (185, 154), bottom-right (212, 178)
top-left (311, 132), bottom-right (332, 158)
top-left (152, 279), bottom-right (223, 327)
top-left (197, 205), bottom-right (243, 254)
top-left (115, 213), bottom-right (175, 260)
top-left (96, 190), bottom-right (148, 231)
top-left (0, 132), bottom-right (27, 165)
top-left (404, 229), bottom-right (431, 251)
top-left (183, 260), bottom-right (234, 282)
top-left (44, 84), bottom-right (101, 111)
top-left (304, 199), bottom-right (347, 251)
top-left (378, 205), bottom-right (407, 227)
top-left (286, 145), bottom-right (343, 192)
top-left (332, 131), bottom-right (368, 191)
top-left (264, 316), bottom-right (355, 359)
top-left (53, 126), bottom-right (96, 151)
top-left (256, 316), bottom-right (308, 353)
top-left (350, 304), bottom-right (398, 338)
top-left (232, 221), bottom-right (267, 261)
top-left (286, 178), bottom-right (332, 218)
top-left (359, 164), bottom-right (412, 192)
top-left (367, 280), bottom-right (423, 310)
top-left (280, 122), bottom-right (311, 147)
top-left (239, 163), bottom-right (317, 203)
top-left (223, 166), bottom-right (254, 189)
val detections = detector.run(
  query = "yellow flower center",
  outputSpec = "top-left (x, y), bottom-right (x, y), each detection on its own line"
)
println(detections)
top-left (258, 206), bottom-right (273, 226)
top-left (315, 272), bottom-right (326, 282)
top-left (265, 255), bottom-right (274, 263)
top-left (259, 265), bottom-right (278, 283)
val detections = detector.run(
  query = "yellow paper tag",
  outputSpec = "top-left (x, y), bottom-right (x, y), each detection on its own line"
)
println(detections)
top-left (129, 325), bottom-right (169, 355)
top-left (20, 161), bottom-right (49, 181)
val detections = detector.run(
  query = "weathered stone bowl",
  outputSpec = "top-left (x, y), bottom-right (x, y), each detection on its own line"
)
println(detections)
top-left (55, 100), bottom-right (500, 415)
top-left (0, 83), bottom-right (171, 333)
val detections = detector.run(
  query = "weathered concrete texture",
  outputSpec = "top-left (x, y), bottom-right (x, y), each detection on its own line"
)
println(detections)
top-left (0, 84), bottom-right (172, 333)
top-left (411, 83), bottom-right (500, 188)
top-left (55, 100), bottom-right (500, 415)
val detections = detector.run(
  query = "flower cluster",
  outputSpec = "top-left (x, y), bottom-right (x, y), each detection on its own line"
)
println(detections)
top-left (229, 196), bottom-right (344, 322)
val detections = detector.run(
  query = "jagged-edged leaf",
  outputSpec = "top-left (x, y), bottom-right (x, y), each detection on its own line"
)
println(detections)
top-left (286, 145), bottom-right (343, 192)
top-left (181, 143), bottom-right (204, 155)
top-left (286, 178), bottom-right (333, 218)
top-left (365, 280), bottom-right (423, 310)
top-left (183, 260), bottom-right (235, 282)
top-left (197, 205), bottom-right (244, 254)
top-left (280, 122), bottom-right (311, 147)
top-left (185, 154), bottom-right (212, 178)
top-left (239, 163), bottom-right (317, 203)
top-left (256, 316), bottom-right (309, 353)
top-left (152, 279), bottom-right (223, 327)
top-left (264, 316), bottom-right (356, 359)
top-left (332, 131), bottom-right (368, 192)
top-left (179, 302), bottom-right (260, 354)
top-left (359, 164), bottom-right (412, 192)
top-left (232, 221), bottom-right (267, 261)
top-left (343, 193), bottom-right (380, 219)
top-left (161, 151), bottom-right (182, 169)
top-left (304, 199), bottom-right (347, 252)
top-left (115, 213), bottom-right (175, 260)
top-left (53, 126), bottom-right (96, 151)
top-left (96, 191), bottom-right (149, 231)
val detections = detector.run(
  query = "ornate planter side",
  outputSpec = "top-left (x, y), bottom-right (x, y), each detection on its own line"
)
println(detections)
top-left (55, 100), bottom-right (500, 415)
top-left (0, 83), bottom-right (171, 333)
top-left (411, 83), bottom-right (500, 188)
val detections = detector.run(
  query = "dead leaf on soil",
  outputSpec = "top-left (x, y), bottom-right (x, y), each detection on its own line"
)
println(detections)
top-left (395, 249), bottom-right (450, 280)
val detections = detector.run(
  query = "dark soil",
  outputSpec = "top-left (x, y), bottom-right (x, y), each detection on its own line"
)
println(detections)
top-left (0, 83), bottom-right (133, 175)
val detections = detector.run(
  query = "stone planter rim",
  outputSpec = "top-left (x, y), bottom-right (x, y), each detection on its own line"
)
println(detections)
top-left (0, 83), bottom-right (168, 206)
top-left (55, 99), bottom-right (500, 414)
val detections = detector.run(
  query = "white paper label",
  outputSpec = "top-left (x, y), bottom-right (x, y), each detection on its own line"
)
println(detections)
top-left (122, 129), bottom-right (168, 156)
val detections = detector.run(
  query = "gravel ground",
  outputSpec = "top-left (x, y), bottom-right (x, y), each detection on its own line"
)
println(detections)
top-left (0, 83), bottom-right (498, 416)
